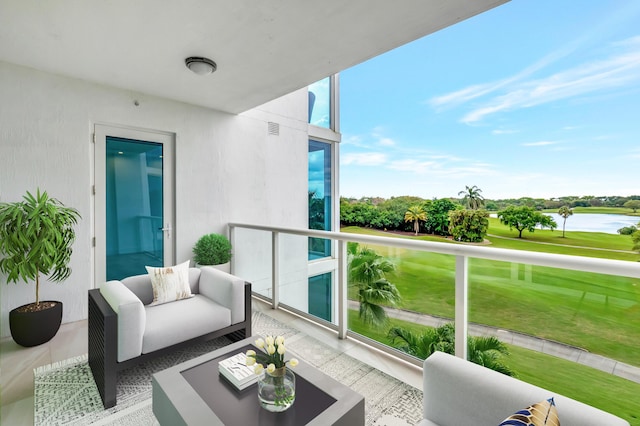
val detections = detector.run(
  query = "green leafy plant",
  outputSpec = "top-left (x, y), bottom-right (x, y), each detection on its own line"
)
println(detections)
top-left (497, 205), bottom-right (557, 238)
top-left (425, 198), bottom-right (460, 236)
top-left (388, 323), bottom-right (515, 376)
top-left (618, 225), bottom-right (637, 236)
top-left (192, 233), bottom-right (231, 265)
top-left (448, 209), bottom-right (489, 242)
top-left (347, 243), bottom-right (401, 328)
top-left (0, 189), bottom-right (81, 307)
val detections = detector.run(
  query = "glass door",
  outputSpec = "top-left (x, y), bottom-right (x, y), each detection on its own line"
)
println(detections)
top-left (95, 125), bottom-right (175, 283)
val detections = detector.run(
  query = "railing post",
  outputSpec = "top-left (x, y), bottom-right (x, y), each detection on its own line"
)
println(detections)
top-left (337, 240), bottom-right (348, 339)
top-left (228, 225), bottom-right (235, 274)
top-left (272, 231), bottom-right (279, 310)
top-left (455, 255), bottom-right (468, 360)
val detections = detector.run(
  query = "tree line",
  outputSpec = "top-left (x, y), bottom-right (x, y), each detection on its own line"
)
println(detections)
top-left (341, 194), bottom-right (640, 224)
top-left (340, 187), bottom-right (640, 249)
top-left (340, 190), bottom-right (557, 240)
top-left (484, 195), bottom-right (640, 211)
top-left (342, 186), bottom-right (640, 374)
top-left (341, 193), bottom-right (640, 233)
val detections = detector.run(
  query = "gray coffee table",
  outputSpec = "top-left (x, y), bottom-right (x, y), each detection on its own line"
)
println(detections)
top-left (152, 337), bottom-right (365, 425)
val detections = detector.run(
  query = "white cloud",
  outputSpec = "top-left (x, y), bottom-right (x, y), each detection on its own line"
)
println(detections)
top-left (629, 148), bottom-right (640, 159)
top-left (429, 36), bottom-right (640, 124)
top-left (370, 128), bottom-right (397, 147)
top-left (341, 128), bottom-right (498, 182)
top-left (429, 84), bottom-right (497, 110)
top-left (462, 46), bottom-right (640, 123)
top-left (342, 134), bottom-right (364, 146)
top-left (592, 134), bottom-right (617, 141)
top-left (428, 34), bottom-right (584, 111)
top-left (387, 159), bottom-right (437, 173)
top-left (341, 152), bottom-right (388, 166)
top-left (492, 129), bottom-right (519, 135)
top-left (522, 141), bottom-right (559, 147)
top-left (386, 158), bottom-right (497, 178)
top-left (344, 128), bottom-right (398, 148)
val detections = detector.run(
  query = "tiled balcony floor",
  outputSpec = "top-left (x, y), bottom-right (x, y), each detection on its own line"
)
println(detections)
top-left (0, 298), bottom-right (422, 425)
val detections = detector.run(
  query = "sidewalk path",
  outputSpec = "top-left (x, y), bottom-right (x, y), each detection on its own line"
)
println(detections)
top-left (348, 300), bottom-right (640, 384)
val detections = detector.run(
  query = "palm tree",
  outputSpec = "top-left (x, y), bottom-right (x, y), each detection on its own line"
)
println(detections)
top-left (347, 244), bottom-right (401, 327)
top-left (467, 336), bottom-right (515, 376)
top-left (388, 323), bottom-right (515, 376)
top-left (404, 205), bottom-right (427, 235)
top-left (387, 323), bottom-right (454, 359)
top-left (458, 185), bottom-right (485, 210)
top-left (558, 205), bottom-right (573, 238)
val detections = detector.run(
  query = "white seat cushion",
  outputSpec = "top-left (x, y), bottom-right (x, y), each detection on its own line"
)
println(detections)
top-left (142, 295), bottom-right (231, 354)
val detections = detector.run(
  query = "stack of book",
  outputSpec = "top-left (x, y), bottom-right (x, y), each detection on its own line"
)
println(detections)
top-left (218, 352), bottom-right (259, 390)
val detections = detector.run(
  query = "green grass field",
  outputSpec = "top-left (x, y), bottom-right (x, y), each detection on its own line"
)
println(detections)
top-left (348, 311), bottom-right (640, 425)
top-left (342, 223), bottom-right (640, 366)
top-left (342, 213), bottom-right (640, 423)
top-left (541, 206), bottom-right (640, 216)
top-left (486, 217), bottom-right (637, 257)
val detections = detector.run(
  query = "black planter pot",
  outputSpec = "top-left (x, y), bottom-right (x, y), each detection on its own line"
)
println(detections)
top-left (9, 301), bottom-right (63, 347)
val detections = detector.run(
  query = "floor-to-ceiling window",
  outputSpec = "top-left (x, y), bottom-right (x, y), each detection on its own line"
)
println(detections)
top-left (307, 75), bottom-right (340, 323)
top-left (308, 139), bottom-right (333, 260)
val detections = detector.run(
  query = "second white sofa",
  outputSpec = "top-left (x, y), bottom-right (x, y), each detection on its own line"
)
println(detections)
top-left (419, 351), bottom-right (629, 426)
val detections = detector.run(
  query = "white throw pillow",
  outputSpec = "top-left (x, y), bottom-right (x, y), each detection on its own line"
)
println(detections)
top-left (146, 260), bottom-right (193, 306)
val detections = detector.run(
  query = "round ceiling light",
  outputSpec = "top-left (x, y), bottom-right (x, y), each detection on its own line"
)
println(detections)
top-left (185, 57), bottom-right (217, 75)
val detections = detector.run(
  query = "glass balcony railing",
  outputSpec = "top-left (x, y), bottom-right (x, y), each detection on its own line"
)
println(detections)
top-left (229, 223), bottom-right (640, 368)
top-left (230, 222), bottom-right (640, 421)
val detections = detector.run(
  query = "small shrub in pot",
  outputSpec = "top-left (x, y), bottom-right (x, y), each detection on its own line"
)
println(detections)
top-left (193, 233), bottom-right (231, 266)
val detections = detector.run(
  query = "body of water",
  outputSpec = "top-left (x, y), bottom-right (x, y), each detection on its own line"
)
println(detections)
top-left (490, 213), bottom-right (638, 234)
top-left (545, 213), bottom-right (638, 234)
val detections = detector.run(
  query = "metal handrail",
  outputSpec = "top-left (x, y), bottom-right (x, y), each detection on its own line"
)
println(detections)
top-left (228, 222), bottom-right (640, 361)
top-left (229, 222), bottom-right (640, 278)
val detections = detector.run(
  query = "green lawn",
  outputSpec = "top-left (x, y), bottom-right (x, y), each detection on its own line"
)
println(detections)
top-left (348, 311), bottom-right (640, 425)
top-left (507, 345), bottom-right (640, 425)
top-left (542, 206), bottom-right (640, 216)
top-left (343, 221), bottom-right (639, 258)
top-left (487, 217), bottom-right (637, 257)
top-left (342, 224), bottom-right (640, 366)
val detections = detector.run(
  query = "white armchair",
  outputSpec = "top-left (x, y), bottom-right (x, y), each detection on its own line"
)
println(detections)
top-left (88, 267), bottom-right (252, 408)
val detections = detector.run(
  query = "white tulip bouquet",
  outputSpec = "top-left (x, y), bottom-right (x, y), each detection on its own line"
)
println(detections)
top-left (245, 335), bottom-right (299, 375)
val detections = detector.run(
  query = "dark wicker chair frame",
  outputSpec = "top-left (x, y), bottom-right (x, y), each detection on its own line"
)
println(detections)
top-left (88, 282), bottom-right (252, 408)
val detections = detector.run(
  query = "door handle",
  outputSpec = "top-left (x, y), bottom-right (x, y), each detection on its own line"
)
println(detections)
top-left (159, 223), bottom-right (172, 239)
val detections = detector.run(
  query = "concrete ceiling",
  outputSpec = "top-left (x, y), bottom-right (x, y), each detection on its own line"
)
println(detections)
top-left (0, 0), bottom-right (507, 114)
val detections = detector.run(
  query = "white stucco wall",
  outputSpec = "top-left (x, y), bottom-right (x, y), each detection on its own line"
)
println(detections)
top-left (0, 61), bottom-right (309, 338)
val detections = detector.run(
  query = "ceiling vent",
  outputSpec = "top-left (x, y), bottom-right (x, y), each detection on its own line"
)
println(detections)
top-left (268, 122), bottom-right (279, 136)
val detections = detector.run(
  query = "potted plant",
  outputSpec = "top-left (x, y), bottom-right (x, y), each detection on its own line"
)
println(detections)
top-left (0, 189), bottom-right (81, 347)
top-left (192, 233), bottom-right (232, 273)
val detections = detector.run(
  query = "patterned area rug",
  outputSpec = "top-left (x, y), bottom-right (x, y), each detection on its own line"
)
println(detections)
top-left (34, 311), bottom-right (423, 425)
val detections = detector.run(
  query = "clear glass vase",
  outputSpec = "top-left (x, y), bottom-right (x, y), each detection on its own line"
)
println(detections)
top-left (257, 367), bottom-right (296, 412)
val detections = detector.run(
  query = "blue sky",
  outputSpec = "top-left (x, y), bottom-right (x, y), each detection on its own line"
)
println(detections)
top-left (339, 0), bottom-right (640, 200)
